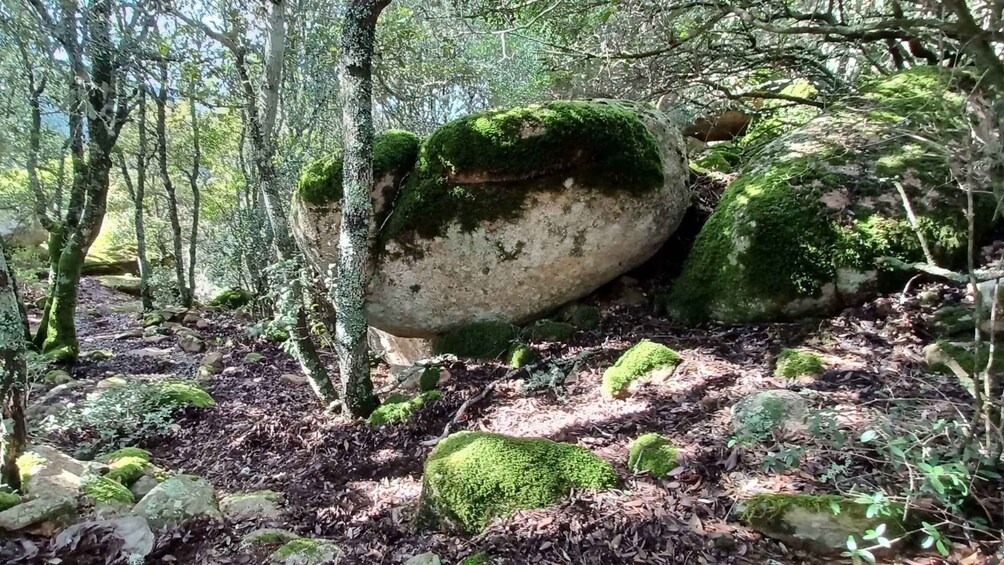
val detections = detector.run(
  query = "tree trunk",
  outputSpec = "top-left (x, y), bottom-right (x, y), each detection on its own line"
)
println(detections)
top-left (0, 242), bottom-right (28, 489)
top-left (335, 0), bottom-right (390, 418)
top-left (156, 61), bottom-right (192, 308)
top-left (134, 88), bottom-right (154, 311)
top-left (187, 89), bottom-right (202, 302)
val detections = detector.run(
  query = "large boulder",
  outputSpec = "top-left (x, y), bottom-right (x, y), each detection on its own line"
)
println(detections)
top-left (418, 431), bottom-right (617, 533)
top-left (131, 475), bottom-right (221, 529)
top-left (667, 68), bottom-right (996, 323)
top-left (293, 100), bottom-right (689, 337)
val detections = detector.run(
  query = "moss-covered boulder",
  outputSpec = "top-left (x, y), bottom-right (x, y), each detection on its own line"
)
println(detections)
top-left (367, 391), bottom-right (441, 425)
top-left (628, 433), bottom-right (680, 478)
top-left (208, 287), bottom-right (253, 309)
top-left (602, 340), bottom-right (682, 399)
top-left (291, 130), bottom-right (422, 274)
top-left (667, 68), bottom-right (996, 323)
top-left (738, 493), bottom-right (907, 554)
top-left (294, 101), bottom-right (689, 337)
top-left (131, 475), bottom-right (221, 529)
top-left (419, 431), bottom-right (617, 533)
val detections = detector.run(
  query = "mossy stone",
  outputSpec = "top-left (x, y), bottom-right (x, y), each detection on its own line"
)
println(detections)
top-left (242, 528), bottom-right (301, 547)
top-left (418, 431), bottom-right (616, 533)
top-left (82, 475), bottom-right (135, 504)
top-left (143, 312), bottom-right (165, 328)
top-left (99, 447), bottom-right (151, 464)
top-left (105, 456), bottom-right (151, 485)
top-left (627, 433), bottom-right (680, 478)
top-left (774, 349), bottom-right (825, 378)
top-left (152, 380), bottom-right (215, 408)
top-left (208, 288), bottom-right (253, 309)
top-left (602, 340), bottom-right (681, 399)
top-left (932, 305), bottom-right (976, 337)
top-left (738, 493), bottom-right (907, 553)
top-left (432, 320), bottom-right (519, 359)
top-left (297, 130), bottom-right (421, 205)
top-left (367, 391), bottom-right (441, 425)
top-left (462, 553), bottom-right (490, 565)
top-left (381, 100), bottom-right (665, 245)
top-left (270, 537), bottom-right (341, 565)
top-left (667, 67), bottom-right (995, 324)
top-left (244, 352), bottom-right (265, 363)
top-left (418, 366), bottom-right (441, 392)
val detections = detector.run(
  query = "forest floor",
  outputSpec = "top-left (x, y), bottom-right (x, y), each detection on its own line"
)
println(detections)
top-left (4, 271), bottom-right (1001, 564)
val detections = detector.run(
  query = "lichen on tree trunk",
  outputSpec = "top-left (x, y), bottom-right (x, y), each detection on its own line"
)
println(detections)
top-left (334, 0), bottom-right (390, 418)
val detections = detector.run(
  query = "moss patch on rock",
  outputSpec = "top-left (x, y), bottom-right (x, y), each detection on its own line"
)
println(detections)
top-left (602, 340), bottom-right (681, 399)
top-left (667, 67), bottom-right (996, 324)
top-left (82, 475), bottom-right (135, 504)
top-left (463, 553), bottom-right (490, 565)
top-left (381, 100), bottom-right (664, 245)
top-left (508, 344), bottom-right (536, 368)
top-left (99, 447), bottom-right (151, 464)
top-left (367, 391), bottom-right (441, 425)
top-left (105, 456), bottom-right (151, 485)
top-left (419, 431), bottom-right (616, 533)
top-left (627, 433), bottom-right (680, 478)
top-left (0, 492), bottom-right (22, 511)
top-left (297, 130), bottom-right (421, 206)
top-left (270, 537), bottom-right (341, 565)
top-left (208, 288), bottom-right (253, 309)
top-left (152, 380), bottom-right (215, 409)
top-left (774, 349), bottom-right (825, 378)
top-left (432, 320), bottom-right (519, 359)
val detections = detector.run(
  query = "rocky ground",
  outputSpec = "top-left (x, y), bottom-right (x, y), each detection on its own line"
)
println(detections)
top-left (0, 272), bottom-right (1001, 564)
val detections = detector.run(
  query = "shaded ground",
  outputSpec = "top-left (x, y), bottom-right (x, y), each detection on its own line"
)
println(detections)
top-left (5, 273), bottom-right (1000, 564)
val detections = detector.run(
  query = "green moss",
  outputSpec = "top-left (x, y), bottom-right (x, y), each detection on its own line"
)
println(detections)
top-left (418, 366), bottom-right (441, 392)
top-left (522, 320), bottom-right (574, 342)
top-left (143, 312), bottom-right (165, 327)
top-left (208, 288), bottom-right (253, 309)
top-left (82, 475), bottom-right (135, 504)
top-left (0, 492), bottom-right (22, 511)
top-left (271, 538), bottom-right (340, 562)
top-left (602, 340), bottom-right (681, 398)
top-left (627, 433), bottom-right (680, 478)
top-left (433, 320), bottom-right (519, 359)
top-left (695, 142), bottom-right (743, 173)
top-left (367, 391), bottom-right (441, 425)
top-left (381, 100), bottom-right (664, 247)
top-left (242, 528), bottom-right (301, 546)
top-left (508, 344), bottom-right (536, 369)
top-left (774, 349), bottom-right (824, 378)
top-left (16, 452), bottom-right (46, 486)
top-left (667, 68), bottom-right (994, 324)
top-left (929, 340), bottom-right (1004, 375)
top-left (463, 552), bottom-right (490, 565)
top-left (932, 305), bottom-right (976, 337)
top-left (419, 431), bottom-right (617, 533)
top-left (243, 352), bottom-right (265, 363)
top-left (562, 304), bottom-right (601, 331)
top-left (297, 130), bottom-right (421, 205)
top-left (152, 380), bottom-right (216, 409)
top-left (105, 456), bottom-right (150, 485)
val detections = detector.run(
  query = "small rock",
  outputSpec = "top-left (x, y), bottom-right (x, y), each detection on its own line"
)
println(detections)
top-left (115, 329), bottom-right (145, 340)
top-left (196, 318), bottom-right (210, 329)
top-left (54, 516), bottom-right (154, 559)
top-left (201, 351), bottom-right (225, 372)
top-left (178, 334), bottom-right (205, 353)
top-left (131, 475), bottom-right (221, 529)
top-left (222, 366), bottom-right (240, 376)
top-left (183, 312), bottom-right (202, 326)
top-left (405, 553), bottom-right (442, 565)
top-left (280, 373), bottom-right (307, 386)
top-left (270, 538), bottom-right (341, 565)
top-left (0, 496), bottom-right (76, 532)
top-left (244, 352), bottom-right (265, 363)
top-left (44, 370), bottom-right (73, 385)
top-left (126, 347), bottom-right (173, 358)
top-left (220, 490), bottom-right (285, 522)
top-left (130, 476), bottom-right (160, 501)
top-left (80, 349), bottom-right (116, 361)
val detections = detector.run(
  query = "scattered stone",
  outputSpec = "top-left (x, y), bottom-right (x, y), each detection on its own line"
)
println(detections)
top-left (143, 312), bottom-right (165, 328)
top-left (97, 375), bottom-right (129, 388)
top-left (53, 517), bottom-right (154, 560)
top-left (222, 366), bottom-right (240, 376)
top-left (161, 306), bottom-right (189, 322)
top-left (270, 538), bottom-right (341, 565)
top-left (738, 493), bottom-right (907, 554)
top-left (44, 369), bottom-right (73, 385)
top-left (196, 318), bottom-right (210, 329)
top-left (130, 476), bottom-right (160, 501)
top-left (115, 329), bottom-right (145, 340)
top-left (201, 351), bottom-right (225, 373)
top-left (405, 553), bottom-right (443, 565)
top-left (178, 333), bottom-right (206, 353)
top-left (126, 347), bottom-right (172, 358)
top-left (80, 349), bottom-right (116, 361)
top-left (602, 340), bottom-right (681, 399)
top-left (243, 352), bottom-right (265, 363)
top-left (0, 495), bottom-right (76, 532)
top-left (242, 528), bottom-right (300, 546)
top-left (418, 431), bottom-right (616, 533)
top-left (219, 490), bottom-right (285, 522)
top-left (773, 349), bottom-right (824, 379)
top-left (627, 433), bottom-right (680, 478)
top-left (731, 389), bottom-right (808, 439)
top-left (281, 373), bottom-right (307, 386)
top-left (183, 312), bottom-right (202, 326)
top-left (131, 475), bottom-right (221, 529)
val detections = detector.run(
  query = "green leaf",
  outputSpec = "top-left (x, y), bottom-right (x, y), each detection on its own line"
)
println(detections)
top-left (860, 429), bottom-right (877, 442)
top-left (936, 540), bottom-right (948, 556)
top-left (846, 536), bottom-right (857, 551)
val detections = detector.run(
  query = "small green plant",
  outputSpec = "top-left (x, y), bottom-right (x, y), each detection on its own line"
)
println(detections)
top-left (774, 348), bottom-right (824, 378)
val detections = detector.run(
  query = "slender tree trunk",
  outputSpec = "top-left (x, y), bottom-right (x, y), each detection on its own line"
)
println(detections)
top-left (186, 91), bottom-right (202, 302)
top-left (335, 0), bottom-right (389, 418)
top-left (0, 242), bottom-right (28, 489)
top-left (155, 61), bottom-right (192, 308)
top-left (134, 89), bottom-right (154, 311)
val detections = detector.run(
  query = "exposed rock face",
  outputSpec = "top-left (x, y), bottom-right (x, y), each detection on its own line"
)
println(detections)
top-left (220, 490), bottom-right (285, 522)
top-left (293, 100), bottom-right (689, 337)
top-left (668, 68), bottom-right (997, 323)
